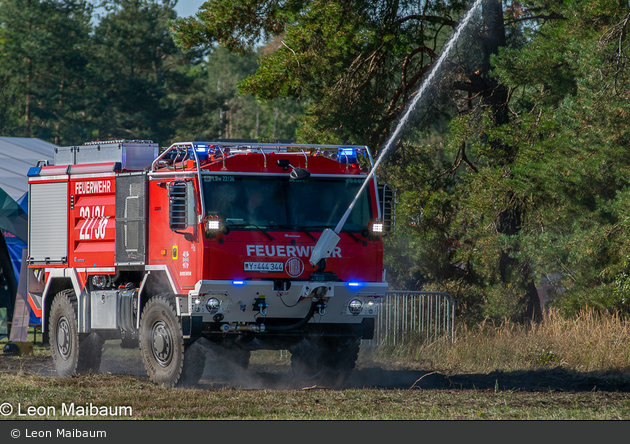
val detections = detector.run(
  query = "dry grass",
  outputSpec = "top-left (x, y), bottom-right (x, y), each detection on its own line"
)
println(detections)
top-left (369, 309), bottom-right (630, 375)
top-left (3, 311), bottom-right (630, 419)
top-left (1, 372), bottom-right (629, 420)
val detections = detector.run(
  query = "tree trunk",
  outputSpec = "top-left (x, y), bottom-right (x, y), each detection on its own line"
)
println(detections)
top-left (25, 0), bottom-right (32, 138)
top-left (481, 0), bottom-right (542, 322)
top-left (25, 58), bottom-right (32, 138)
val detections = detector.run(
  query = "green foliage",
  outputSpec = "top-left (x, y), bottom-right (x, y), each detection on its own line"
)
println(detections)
top-left (173, 0), bottom-right (472, 147)
top-left (172, 0), bottom-right (305, 54)
top-left (4, 0), bottom-right (630, 324)
top-left (0, 0), bottom-right (94, 143)
top-left (383, 0), bottom-right (630, 322)
top-left (170, 45), bottom-right (302, 143)
top-left (488, 0), bottom-right (630, 317)
top-left (89, 0), bottom-right (189, 143)
top-left (0, 0), bottom-right (302, 145)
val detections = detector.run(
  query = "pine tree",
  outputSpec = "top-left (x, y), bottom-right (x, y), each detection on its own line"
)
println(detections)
top-left (0, 0), bottom-right (94, 144)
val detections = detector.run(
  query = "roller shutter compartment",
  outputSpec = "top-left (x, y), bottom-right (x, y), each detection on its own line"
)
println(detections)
top-left (28, 181), bottom-right (69, 265)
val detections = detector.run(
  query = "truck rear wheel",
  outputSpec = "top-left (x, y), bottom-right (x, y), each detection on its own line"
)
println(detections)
top-left (49, 289), bottom-right (103, 377)
top-left (290, 336), bottom-right (359, 389)
top-left (139, 294), bottom-right (203, 387)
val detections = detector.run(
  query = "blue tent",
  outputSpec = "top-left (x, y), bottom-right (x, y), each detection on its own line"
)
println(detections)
top-left (0, 137), bottom-right (55, 327)
top-left (0, 190), bottom-right (40, 326)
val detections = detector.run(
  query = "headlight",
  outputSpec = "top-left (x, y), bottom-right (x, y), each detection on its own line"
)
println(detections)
top-left (366, 299), bottom-right (376, 314)
top-left (206, 219), bottom-right (220, 230)
top-left (205, 217), bottom-right (230, 236)
top-left (348, 299), bottom-right (363, 315)
top-left (92, 275), bottom-right (107, 289)
top-left (206, 297), bottom-right (221, 314)
top-left (370, 221), bottom-right (384, 233)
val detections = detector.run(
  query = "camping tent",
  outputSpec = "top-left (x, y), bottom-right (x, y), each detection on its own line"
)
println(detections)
top-left (0, 137), bottom-right (56, 326)
top-left (0, 136), bottom-right (56, 202)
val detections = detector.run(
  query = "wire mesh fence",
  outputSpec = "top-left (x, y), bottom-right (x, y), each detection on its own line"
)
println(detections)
top-left (368, 291), bottom-right (457, 346)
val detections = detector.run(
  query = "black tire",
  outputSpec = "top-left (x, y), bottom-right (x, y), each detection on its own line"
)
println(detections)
top-left (178, 340), bottom-right (206, 387)
top-left (190, 339), bottom-right (249, 382)
top-left (49, 289), bottom-right (104, 377)
top-left (76, 332), bottom-right (104, 374)
top-left (139, 294), bottom-right (197, 387)
top-left (321, 336), bottom-right (360, 388)
top-left (290, 340), bottom-right (323, 381)
top-left (231, 348), bottom-right (251, 370)
top-left (220, 345), bottom-right (251, 371)
top-left (290, 336), bottom-right (359, 389)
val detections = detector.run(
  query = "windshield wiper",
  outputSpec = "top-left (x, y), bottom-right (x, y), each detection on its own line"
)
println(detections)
top-left (274, 225), bottom-right (317, 241)
top-left (341, 228), bottom-right (361, 243)
top-left (297, 227), bottom-right (317, 242)
top-left (291, 225), bottom-right (362, 243)
top-left (227, 223), bottom-right (275, 241)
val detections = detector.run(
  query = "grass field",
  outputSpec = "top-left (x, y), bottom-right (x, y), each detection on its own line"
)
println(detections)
top-left (1, 309), bottom-right (630, 420)
top-left (2, 371), bottom-right (629, 420)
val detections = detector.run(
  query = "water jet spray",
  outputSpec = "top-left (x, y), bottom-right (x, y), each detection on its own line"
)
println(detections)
top-left (309, 0), bottom-right (485, 268)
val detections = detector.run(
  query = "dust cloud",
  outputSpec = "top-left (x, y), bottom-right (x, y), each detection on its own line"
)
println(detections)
top-left (97, 339), bottom-right (442, 390)
top-left (98, 339), bottom-right (299, 389)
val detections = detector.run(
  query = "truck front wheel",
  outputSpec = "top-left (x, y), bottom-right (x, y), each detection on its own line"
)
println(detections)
top-left (139, 295), bottom-right (203, 387)
top-left (49, 289), bottom-right (103, 377)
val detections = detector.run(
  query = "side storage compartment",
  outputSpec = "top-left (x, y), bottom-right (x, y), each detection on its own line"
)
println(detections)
top-left (28, 181), bottom-right (69, 265)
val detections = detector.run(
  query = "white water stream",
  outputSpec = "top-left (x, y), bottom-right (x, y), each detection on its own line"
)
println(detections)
top-left (335, 0), bottom-right (484, 233)
top-left (310, 0), bottom-right (485, 265)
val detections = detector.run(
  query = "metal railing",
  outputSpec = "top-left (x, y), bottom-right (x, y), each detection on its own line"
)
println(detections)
top-left (370, 291), bottom-right (457, 346)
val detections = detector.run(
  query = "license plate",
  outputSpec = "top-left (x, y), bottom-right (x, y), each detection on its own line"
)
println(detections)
top-left (244, 262), bottom-right (284, 272)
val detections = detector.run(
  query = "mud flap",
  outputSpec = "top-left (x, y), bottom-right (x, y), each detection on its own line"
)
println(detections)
top-left (361, 318), bottom-right (375, 340)
top-left (181, 315), bottom-right (202, 338)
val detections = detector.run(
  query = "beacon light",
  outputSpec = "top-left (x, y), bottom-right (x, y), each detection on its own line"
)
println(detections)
top-left (338, 147), bottom-right (358, 164)
top-left (193, 143), bottom-right (210, 161)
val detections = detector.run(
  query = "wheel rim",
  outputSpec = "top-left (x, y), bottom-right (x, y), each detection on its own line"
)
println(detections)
top-left (56, 316), bottom-right (71, 361)
top-left (151, 320), bottom-right (173, 367)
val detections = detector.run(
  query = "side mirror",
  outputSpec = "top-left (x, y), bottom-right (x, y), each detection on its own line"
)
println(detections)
top-left (278, 158), bottom-right (311, 180)
top-left (290, 167), bottom-right (311, 180)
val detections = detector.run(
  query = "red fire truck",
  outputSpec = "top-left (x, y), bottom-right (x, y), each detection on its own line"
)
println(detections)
top-left (26, 140), bottom-right (394, 387)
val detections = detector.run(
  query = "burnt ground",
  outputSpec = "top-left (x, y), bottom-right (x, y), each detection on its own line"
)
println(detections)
top-left (2, 340), bottom-right (630, 393)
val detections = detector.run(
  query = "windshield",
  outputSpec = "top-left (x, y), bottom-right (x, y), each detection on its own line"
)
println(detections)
top-left (202, 175), bottom-right (372, 232)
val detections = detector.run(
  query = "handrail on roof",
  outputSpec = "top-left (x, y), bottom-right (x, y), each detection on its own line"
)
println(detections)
top-left (156, 141), bottom-right (375, 169)
top-left (150, 141), bottom-right (379, 225)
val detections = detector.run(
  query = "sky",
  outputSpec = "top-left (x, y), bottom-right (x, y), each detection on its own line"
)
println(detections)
top-left (91, 1), bottom-right (206, 20)
top-left (173, 0), bottom-right (206, 18)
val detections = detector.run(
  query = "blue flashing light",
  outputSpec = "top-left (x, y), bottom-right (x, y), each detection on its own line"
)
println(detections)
top-left (347, 282), bottom-right (363, 287)
top-left (338, 147), bottom-right (358, 164)
top-left (232, 280), bottom-right (245, 286)
top-left (27, 166), bottom-right (42, 177)
top-left (193, 143), bottom-right (210, 161)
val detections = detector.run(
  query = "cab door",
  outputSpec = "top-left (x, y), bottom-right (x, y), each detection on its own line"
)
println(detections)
top-left (168, 180), bottom-right (199, 290)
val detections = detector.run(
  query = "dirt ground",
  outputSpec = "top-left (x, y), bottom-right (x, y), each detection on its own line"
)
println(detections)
top-left (3, 340), bottom-right (630, 393)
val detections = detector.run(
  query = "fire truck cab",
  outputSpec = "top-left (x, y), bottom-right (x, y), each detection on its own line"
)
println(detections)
top-left (26, 140), bottom-right (395, 387)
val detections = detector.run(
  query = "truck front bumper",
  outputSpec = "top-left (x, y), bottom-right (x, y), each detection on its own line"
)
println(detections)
top-left (184, 279), bottom-right (388, 325)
